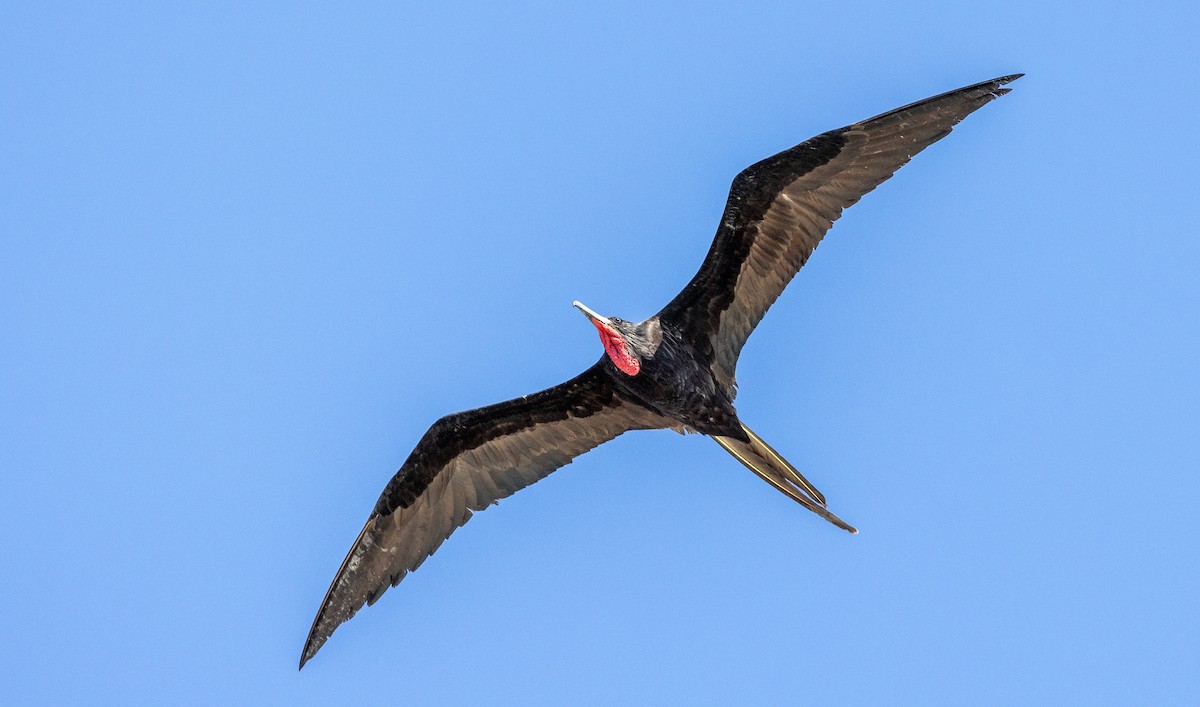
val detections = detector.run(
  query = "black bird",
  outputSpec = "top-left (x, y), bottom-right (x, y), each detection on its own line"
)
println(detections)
top-left (300, 74), bottom-right (1020, 668)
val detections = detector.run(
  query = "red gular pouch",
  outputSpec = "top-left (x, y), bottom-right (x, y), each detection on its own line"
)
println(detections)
top-left (590, 320), bottom-right (640, 376)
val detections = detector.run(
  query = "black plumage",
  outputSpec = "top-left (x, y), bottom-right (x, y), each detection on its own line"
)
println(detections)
top-left (300, 74), bottom-right (1021, 668)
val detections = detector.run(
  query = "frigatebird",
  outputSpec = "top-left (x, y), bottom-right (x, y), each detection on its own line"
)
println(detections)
top-left (300, 74), bottom-right (1020, 668)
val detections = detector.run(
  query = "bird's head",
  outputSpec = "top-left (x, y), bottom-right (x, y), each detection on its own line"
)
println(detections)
top-left (572, 300), bottom-right (651, 377)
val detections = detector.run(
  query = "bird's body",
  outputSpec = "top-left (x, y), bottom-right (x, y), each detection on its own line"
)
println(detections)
top-left (300, 74), bottom-right (1021, 668)
top-left (596, 314), bottom-right (740, 438)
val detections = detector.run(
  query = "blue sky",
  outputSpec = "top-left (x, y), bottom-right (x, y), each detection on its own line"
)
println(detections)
top-left (3, 2), bottom-right (1198, 704)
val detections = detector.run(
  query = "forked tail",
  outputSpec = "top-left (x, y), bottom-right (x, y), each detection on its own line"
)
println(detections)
top-left (713, 423), bottom-right (857, 534)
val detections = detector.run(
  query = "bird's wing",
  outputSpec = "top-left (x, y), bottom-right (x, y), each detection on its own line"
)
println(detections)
top-left (658, 74), bottom-right (1021, 391)
top-left (300, 362), bottom-right (663, 668)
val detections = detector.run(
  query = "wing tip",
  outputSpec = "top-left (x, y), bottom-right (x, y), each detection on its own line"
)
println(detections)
top-left (854, 72), bottom-right (1023, 131)
top-left (298, 644), bottom-right (314, 671)
top-left (299, 631), bottom-right (324, 670)
top-left (982, 73), bottom-right (1023, 99)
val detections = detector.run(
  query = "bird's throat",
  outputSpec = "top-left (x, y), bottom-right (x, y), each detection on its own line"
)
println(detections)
top-left (594, 325), bottom-right (640, 376)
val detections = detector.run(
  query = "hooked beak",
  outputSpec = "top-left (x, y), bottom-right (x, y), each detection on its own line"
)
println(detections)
top-left (572, 300), bottom-right (611, 326)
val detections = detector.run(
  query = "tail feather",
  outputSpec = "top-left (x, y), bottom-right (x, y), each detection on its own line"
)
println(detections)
top-left (739, 425), bottom-right (827, 507)
top-left (713, 423), bottom-right (857, 534)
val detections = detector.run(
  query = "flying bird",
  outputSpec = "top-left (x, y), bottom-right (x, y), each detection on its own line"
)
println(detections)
top-left (300, 74), bottom-right (1021, 668)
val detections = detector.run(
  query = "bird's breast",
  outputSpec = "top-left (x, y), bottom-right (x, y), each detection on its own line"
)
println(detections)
top-left (611, 346), bottom-right (741, 438)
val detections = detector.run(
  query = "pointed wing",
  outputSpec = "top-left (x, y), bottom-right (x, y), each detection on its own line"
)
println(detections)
top-left (658, 75), bottom-right (1021, 391)
top-left (300, 362), bottom-right (663, 668)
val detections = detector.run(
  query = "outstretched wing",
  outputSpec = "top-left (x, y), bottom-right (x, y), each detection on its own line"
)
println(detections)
top-left (658, 74), bottom-right (1021, 392)
top-left (300, 363), bottom-right (663, 668)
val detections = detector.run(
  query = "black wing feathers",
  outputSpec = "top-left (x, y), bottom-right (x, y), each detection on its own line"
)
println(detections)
top-left (661, 131), bottom-right (849, 367)
top-left (300, 363), bottom-right (663, 668)
top-left (659, 74), bottom-right (1021, 391)
top-left (373, 365), bottom-right (620, 515)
